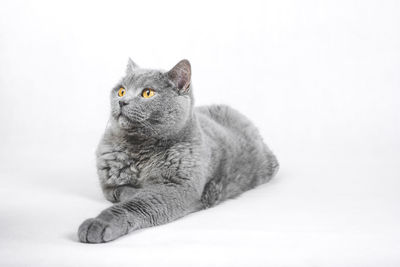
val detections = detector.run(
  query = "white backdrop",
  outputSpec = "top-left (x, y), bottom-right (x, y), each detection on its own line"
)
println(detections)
top-left (0, 0), bottom-right (399, 266)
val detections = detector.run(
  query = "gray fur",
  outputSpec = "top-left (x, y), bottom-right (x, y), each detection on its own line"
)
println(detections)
top-left (78, 59), bottom-right (279, 243)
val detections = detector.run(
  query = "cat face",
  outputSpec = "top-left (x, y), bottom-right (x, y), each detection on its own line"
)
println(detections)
top-left (110, 59), bottom-right (193, 138)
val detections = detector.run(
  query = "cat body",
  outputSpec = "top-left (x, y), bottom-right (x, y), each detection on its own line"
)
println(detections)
top-left (78, 59), bottom-right (278, 243)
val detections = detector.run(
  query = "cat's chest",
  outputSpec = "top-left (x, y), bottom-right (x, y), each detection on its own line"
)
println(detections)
top-left (97, 140), bottom-right (197, 188)
top-left (99, 145), bottom-right (188, 187)
top-left (102, 151), bottom-right (156, 186)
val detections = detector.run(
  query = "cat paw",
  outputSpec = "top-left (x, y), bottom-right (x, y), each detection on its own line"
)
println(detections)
top-left (201, 180), bottom-right (222, 208)
top-left (78, 218), bottom-right (120, 243)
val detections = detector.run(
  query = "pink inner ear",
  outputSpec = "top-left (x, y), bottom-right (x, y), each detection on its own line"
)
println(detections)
top-left (178, 75), bottom-right (190, 90)
top-left (168, 60), bottom-right (191, 91)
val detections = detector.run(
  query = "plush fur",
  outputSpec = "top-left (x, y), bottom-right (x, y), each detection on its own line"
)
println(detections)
top-left (78, 59), bottom-right (279, 243)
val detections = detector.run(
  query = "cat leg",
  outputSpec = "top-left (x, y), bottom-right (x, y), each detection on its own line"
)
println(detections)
top-left (201, 179), bottom-right (223, 208)
top-left (102, 185), bottom-right (139, 203)
top-left (78, 184), bottom-right (199, 243)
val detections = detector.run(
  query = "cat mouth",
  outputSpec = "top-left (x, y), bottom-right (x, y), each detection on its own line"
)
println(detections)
top-left (118, 114), bottom-right (136, 126)
top-left (118, 113), bottom-right (146, 130)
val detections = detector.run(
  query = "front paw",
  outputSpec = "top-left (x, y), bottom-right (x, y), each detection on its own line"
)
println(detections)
top-left (103, 186), bottom-right (139, 203)
top-left (78, 217), bottom-right (124, 243)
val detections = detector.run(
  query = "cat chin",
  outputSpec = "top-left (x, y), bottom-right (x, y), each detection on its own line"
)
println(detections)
top-left (118, 115), bottom-right (134, 129)
top-left (117, 116), bottom-right (152, 136)
top-left (118, 116), bottom-right (143, 132)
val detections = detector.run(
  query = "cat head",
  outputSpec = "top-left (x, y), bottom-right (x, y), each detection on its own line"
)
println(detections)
top-left (109, 59), bottom-right (193, 138)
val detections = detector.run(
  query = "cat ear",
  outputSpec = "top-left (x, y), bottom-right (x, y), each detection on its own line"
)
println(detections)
top-left (126, 58), bottom-right (139, 74)
top-left (167, 59), bottom-right (191, 93)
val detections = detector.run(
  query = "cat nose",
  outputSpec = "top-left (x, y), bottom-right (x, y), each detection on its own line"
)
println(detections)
top-left (119, 100), bottom-right (129, 108)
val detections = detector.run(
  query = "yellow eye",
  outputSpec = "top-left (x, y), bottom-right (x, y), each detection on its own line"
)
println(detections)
top-left (118, 87), bottom-right (126, 97)
top-left (141, 88), bottom-right (155, 98)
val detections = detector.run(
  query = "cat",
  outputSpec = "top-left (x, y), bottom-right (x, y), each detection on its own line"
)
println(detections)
top-left (78, 59), bottom-right (279, 243)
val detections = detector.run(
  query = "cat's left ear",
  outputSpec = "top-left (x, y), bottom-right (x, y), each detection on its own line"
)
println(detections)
top-left (126, 58), bottom-right (139, 74)
top-left (167, 59), bottom-right (191, 93)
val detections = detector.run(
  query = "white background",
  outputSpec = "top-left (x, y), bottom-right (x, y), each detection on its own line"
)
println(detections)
top-left (0, 0), bottom-right (399, 266)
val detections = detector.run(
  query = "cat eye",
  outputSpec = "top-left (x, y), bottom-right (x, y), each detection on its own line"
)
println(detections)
top-left (118, 87), bottom-right (126, 97)
top-left (141, 88), bottom-right (155, 98)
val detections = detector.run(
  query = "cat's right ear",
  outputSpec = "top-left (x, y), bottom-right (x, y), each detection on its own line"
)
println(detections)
top-left (126, 58), bottom-right (139, 74)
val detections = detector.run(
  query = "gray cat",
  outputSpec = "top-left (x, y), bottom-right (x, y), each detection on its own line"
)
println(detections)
top-left (78, 59), bottom-right (279, 243)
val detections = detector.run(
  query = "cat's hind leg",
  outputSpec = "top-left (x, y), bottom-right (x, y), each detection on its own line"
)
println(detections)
top-left (201, 180), bottom-right (223, 209)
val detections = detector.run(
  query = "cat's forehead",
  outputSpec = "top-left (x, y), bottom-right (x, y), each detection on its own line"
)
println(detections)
top-left (122, 69), bottom-right (170, 89)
